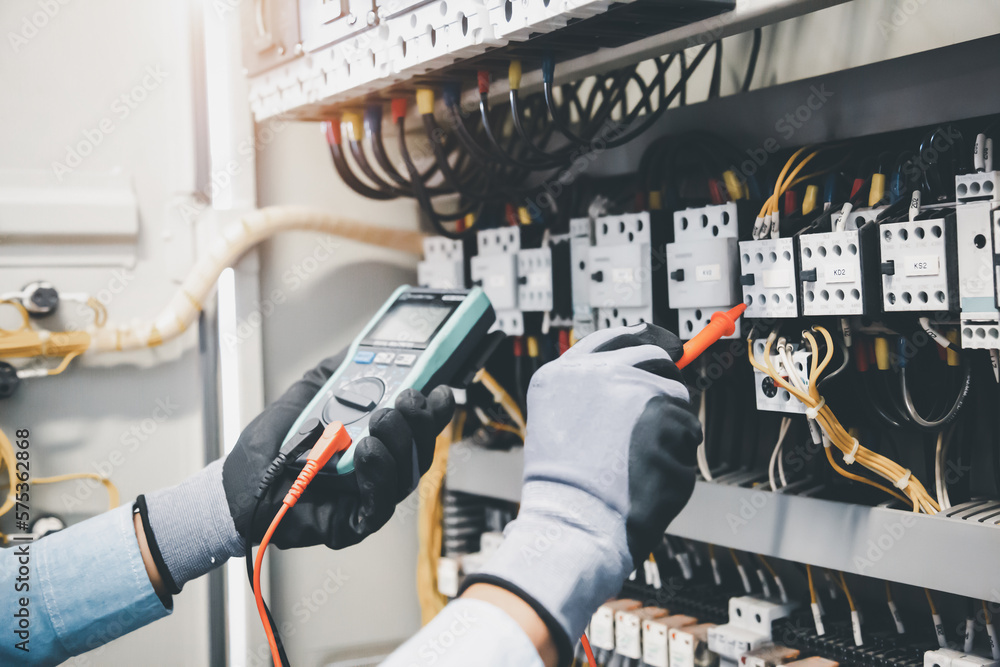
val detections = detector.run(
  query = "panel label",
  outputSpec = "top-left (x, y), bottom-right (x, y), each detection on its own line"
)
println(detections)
top-left (904, 255), bottom-right (940, 276)
top-left (824, 264), bottom-right (856, 283)
top-left (612, 267), bottom-right (637, 284)
top-left (590, 607), bottom-right (615, 650)
top-left (761, 269), bottom-right (792, 288)
top-left (695, 264), bottom-right (721, 282)
top-left (643, 622), bottom-right (669, 667)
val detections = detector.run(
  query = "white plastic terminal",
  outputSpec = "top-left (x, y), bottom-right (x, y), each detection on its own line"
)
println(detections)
top-left (739, 238), bottom-right (799, 319)
top-left (417, 236), bottom-right (465, 289)
top-left (880, 218), bottom-right (954, 312)
top-left (470, 226), bottom-right (523, 335)
top-left (516, 247), bottom-right (553, 313)
top-left (569, 217), bottom-right (596, 337)
top-left (751, 340), bottom-right (809, 415)
top-left (667, 203), bottom-right (741, 340)
top-left (798, 230), bottom-right (866, 316)
top-left (956, 171), bottom-right (1000, 202)
top-left (591, 212), bottom-right (653, 329)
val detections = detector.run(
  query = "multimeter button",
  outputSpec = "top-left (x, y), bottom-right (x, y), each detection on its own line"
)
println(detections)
top-left (395, 354), bottom-right (416, 367)
top-left (374, 352), bottom-right (395, 365)
top-left (354, 351), bottom-right (376, 364)
top-left (324, 377), bottom-right (386, 425)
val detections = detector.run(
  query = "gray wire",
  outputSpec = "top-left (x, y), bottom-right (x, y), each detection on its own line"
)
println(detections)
top-left (900, 360), bottom-right (971, 428)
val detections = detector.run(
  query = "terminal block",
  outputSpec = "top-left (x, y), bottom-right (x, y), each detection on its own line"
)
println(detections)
top-left (739, 238), bottom-right (799, 319)
top-left (707, 596), bottom-right (797, 662)
top-left (956, 201), bottom-right (1000, 349)
top-left (470, 227), bottom-right (523, 335)
top-left (417, 236), bottom-right (465, 290)
top-left (667, 203), bottom-right (741, 339)
top-left (751, 339), bottom-right (809, 415)
top-left (879, 215), bottom-right (957, 312)
top-left (590, 212), bottom-right (657, 329)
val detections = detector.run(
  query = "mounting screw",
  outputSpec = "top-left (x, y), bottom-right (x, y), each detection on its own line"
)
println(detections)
top-left (22, 281), bottom-right (59, 317)
top-left (0, 362), bottom-right (20, 400)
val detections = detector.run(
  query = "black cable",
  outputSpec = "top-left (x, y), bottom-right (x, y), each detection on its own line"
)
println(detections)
top-left (742, 28), bottom-right (762, 93)
top-left (327, 142), bottom-right (397, 201)
top-left (348, 139), bottom-right (410, 198)
top-left (398, 116), bottom-right (482, 239)
top-left (709, 41), bottom-right (722, 99)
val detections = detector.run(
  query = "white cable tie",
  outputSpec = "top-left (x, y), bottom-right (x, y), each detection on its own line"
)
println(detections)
top-left (894, 468), bottom-right (912, 490)
top-left (843, 438), bottom-right (860, 465)
top-left (37, 330), bottom-right (51, 345)
top-left (805, 397), bottom-right (826, 420)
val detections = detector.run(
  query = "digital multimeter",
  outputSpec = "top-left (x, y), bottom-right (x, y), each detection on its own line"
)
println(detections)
top-left (282, 285), bottom-right (497, 480)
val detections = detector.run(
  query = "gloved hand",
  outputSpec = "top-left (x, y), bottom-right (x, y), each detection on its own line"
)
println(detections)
top-left (460, 324), bottom-right (702, 665)
top-left (140, 350), bottom-right (454, 594)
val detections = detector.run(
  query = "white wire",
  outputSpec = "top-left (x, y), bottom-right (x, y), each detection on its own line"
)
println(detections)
top-left (768, 417), bottom-right (792, 491)
top-left (697, 382), bottom-right (712, 481)
top-left (935, 426), bottom-right (955, 510)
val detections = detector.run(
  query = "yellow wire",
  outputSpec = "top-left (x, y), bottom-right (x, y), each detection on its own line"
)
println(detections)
top-left (840, 572), bottom-right (857, 611)
top-left (984, 600), bottom-right (991, 624)
top-left (925, 589), bottom-right (938, 615)
top-left (475, 369), bottom-right (526, 435)
top-left (885, 581), bottom-right (894, 603)
top-left (806, 564), bottom-right (817, 604)
top-left (758, 554), bottom-right (777, 578)
top-left (32, 473), bottom-right (119, 508)
top-left (747, 327), bottom-right (938, 512)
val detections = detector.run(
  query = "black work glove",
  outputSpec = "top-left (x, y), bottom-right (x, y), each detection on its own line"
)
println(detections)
top-left (222, 350), bottom-right (455, 549)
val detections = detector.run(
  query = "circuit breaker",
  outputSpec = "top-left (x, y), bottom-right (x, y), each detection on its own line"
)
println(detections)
top-left (879, 216), bottom-right (957, 312)
top-left (417, 236), bottom-right (465, 289)
top-left (750, 339), bottom-right (810, 415)
top-left (470, 226), bottom-right (523, 335)
top-left (590, 212), bottom-right (655, 329)
top-left (666, 203), bottom-right (741, 338)
top-left (739, 238), bottom-right (800, 319)
top-left (955, 200), bottom-right (1000, 348)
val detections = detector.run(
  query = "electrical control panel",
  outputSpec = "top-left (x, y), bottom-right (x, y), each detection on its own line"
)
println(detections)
top-left (739, 238), bottom-right (800, 319)
top-left (516, 247), bottom-right (554, 313)
top-left (417, 236), bottom-right (465, 290)
top-left (470, 227), bottom-right (523, 335)
top-left (879, 216), bottom-right (957, 312)
top-left (955, 200), bottom-right (1000, 349)
top-left (798, 229), bottom-right (868, 316)
top-left (590, 212), bottom-right (655, 329)
top-left (667, 203), bottom-right (741, 339)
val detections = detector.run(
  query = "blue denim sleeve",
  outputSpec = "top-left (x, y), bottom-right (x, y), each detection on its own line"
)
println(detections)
top-left (380, 598), bottom-right (545, 667)
top-left (0, 505), bottom-right (171, 666)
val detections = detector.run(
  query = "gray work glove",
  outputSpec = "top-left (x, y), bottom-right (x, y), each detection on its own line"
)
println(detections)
top-left (460, 324), bottom-right (703, 666)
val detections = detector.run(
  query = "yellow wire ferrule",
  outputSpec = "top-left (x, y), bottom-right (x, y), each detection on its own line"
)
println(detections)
top-left (648, 190), bottom-right (662, 210)
top-left (869, 173), bottom-right (886, 207)
top-left (416, 89), bottom-right (435, 116)
top-left (341, 112), bottom-right (363, 141)
top-left (526, 336), bottom-right (539, 358)
top-left (874, 336), bottom-right (890, 371)
top-left (508, 60), bottom-right (522, 91)
top-left (802, 185), bottom-right (819, 215)
top-left (723, 171), bottom-right (745, 201)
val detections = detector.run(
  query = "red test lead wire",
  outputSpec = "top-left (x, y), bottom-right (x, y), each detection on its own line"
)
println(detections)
top-left (676, 303), bottom-right (747, 370)
top-left (253, 422), bottom-right (352, 667)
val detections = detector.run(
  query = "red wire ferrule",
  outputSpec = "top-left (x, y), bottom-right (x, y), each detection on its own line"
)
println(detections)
top-left (477, 70), bottom-right (491, 95)
top-left (324, 119), bottom-right (342, 146)
top-left (391, 98), bottom-right (408, 123)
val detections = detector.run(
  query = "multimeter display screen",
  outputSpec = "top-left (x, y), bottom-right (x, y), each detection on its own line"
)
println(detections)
top-left (365, 302), bottom-right (454, 346)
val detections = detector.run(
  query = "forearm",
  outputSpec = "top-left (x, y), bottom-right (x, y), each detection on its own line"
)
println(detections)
top-left (380, 595), bottom-right (549, 667)
top-left (0, 505), bottom-right (171, 666)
